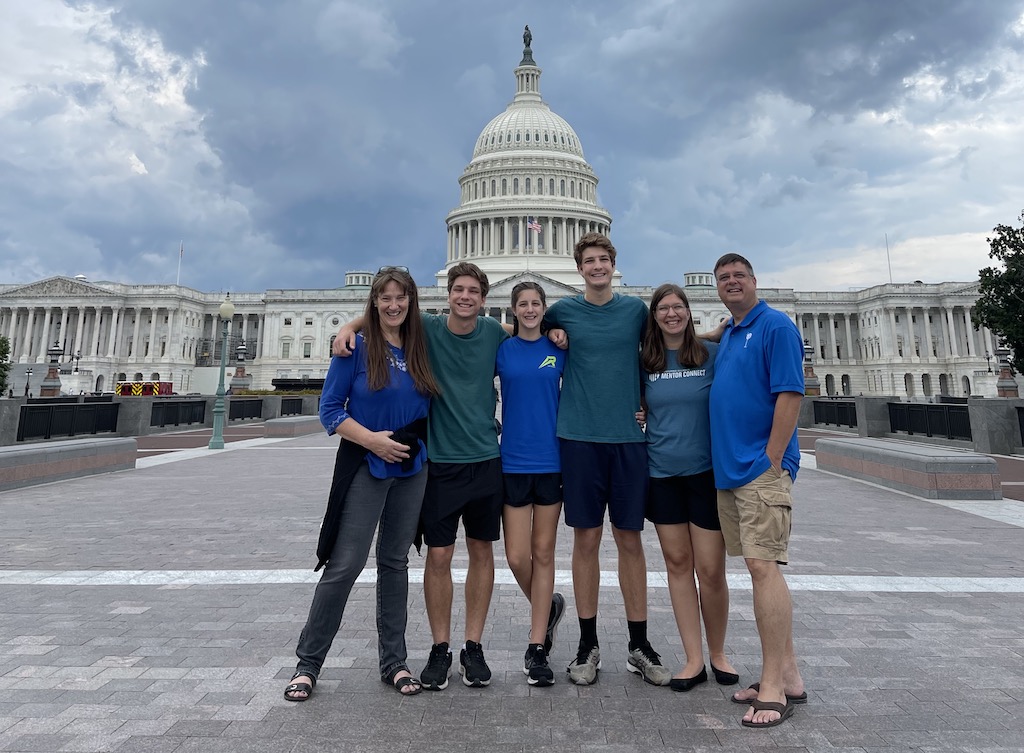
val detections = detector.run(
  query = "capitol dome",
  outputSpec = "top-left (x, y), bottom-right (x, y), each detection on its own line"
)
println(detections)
top-left (438, 28), bottom-right (614, 288)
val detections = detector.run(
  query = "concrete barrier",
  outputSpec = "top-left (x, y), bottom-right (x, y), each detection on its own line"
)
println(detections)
top-left (265, 415), bottom-right (324, 438)
top-left (0, 437), bottom-right (137, 492)
top-left (814, 437), bottom-right (1001, 500)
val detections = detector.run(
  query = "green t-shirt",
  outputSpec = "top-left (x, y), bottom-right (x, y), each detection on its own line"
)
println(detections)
top-left (422, 313), bottom-right (508, 463)
top-left (543, 293), bottom-right (647, 443)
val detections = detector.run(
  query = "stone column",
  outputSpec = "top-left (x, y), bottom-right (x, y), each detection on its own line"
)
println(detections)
top-left (963, 307), bottom-right (975, 356)
top-left (922, 307), bottom-right (934, 359)
top-left (944, 307), bottom-right (959, 357)
top-left (165, 308), bottom-right (177, 359)
top-left (73, 308), bottom-right (85, 359)
top-left (843, 315), bottom-right (853, 362)
top-left (148, 308), bottom-right (159, 360)
top-left (38, 307), bottom-right (53, 362)
top-left (490, 219), bottom-right (497, 256)
top-left (57, 307), bottom-right (70, 356)
top-left (23, 307), bottom-right (36, 361)
top-left (518, 217), bottom-right (525, 252)
top-left (887, 307), bottom-right (899, 357)
top-left (106, 308), bottom-right (119, 357)
top-left (811, 314), bottom-right (822, 360)
top-left (130, 308), bottom-right (142, 358)
top-left (827, 313), bottom-right (837, 361)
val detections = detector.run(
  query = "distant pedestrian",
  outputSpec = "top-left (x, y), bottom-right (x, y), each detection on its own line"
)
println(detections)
top-left (710, 254), bottom-right (806, 728)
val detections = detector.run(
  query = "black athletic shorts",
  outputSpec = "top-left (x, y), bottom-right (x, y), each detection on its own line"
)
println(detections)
top-left (645, 469), bottom-right (720, 529)
top-left (503, 472), bottom-right (562, 508)
top-left (421, 458), bottom-right (503, 546)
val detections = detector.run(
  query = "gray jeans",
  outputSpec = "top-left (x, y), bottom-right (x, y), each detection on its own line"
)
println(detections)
top-left (295, 463), bottom-right (426, 681)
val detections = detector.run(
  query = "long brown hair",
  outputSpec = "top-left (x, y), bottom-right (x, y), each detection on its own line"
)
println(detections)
top-left (640, 283), bottom-right (709, 372)
top-left (510, 281), bottom-right (546, 336)
top-left (362, 269), bottom-right (440, 396)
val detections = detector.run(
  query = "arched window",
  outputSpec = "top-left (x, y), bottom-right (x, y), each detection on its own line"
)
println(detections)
top-left (491, 179), bottom-right (496, 195)
top-left (473, 183), bottom-right (478, 199)
top-left (570, 182), bottom-right (575, 198)
top-left (537, 176), bottom-right (543, 194)
top-left (513, 178), bottom-right (519, 194)
top-left (502, 179), bottom-right (507, 196)
top-left (549, 178), bottom-right (555, 194)
top-left (515, 132), bottom-right (521, 142)
top-left (560, 180), bottom-right (565, 196)
top-left (498, 133), bottom-right (503, 144)
top-left (525, 132), bottom-right (530, 142)
top-left (525, 178), bottom-right (531, 194)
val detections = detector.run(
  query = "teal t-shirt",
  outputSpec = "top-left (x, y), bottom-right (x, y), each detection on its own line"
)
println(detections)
top-left (643, 343), bottom-right (718, 477)
top-left (543, 293), bottom-right (647, 443)
top-left (422, 313), bottom-right (508, 463)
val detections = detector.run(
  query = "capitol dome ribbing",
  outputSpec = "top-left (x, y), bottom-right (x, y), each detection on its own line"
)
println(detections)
top-left (438, 29), bottom-right (614, 287)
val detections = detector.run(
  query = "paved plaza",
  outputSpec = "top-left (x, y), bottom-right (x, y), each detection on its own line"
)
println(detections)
top-left (1, 429), bottom-right (1024, 752)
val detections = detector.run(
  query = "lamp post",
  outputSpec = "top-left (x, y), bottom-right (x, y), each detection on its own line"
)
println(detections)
top-left (995, 346), bottom-right (1019, 398)
top-left (208, 294), bottom-right (235, 449)
top-left (24, 367), bottom-right (33, 397)
top-left (985, 350), bottom-right (992, 373)
top-left (73, 350), bottom-right (81, 374)
top-left (803, 338), bottom-right (821, 396)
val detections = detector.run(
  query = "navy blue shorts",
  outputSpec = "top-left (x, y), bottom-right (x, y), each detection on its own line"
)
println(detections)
top-left (503, 473), bottom-right (562, 508)
top-left (560, 440), bottom-right (648, 530)
top-left (421, 458), bottom-right (503, 546)
top-left (646, 469), bottom-right (720, 529)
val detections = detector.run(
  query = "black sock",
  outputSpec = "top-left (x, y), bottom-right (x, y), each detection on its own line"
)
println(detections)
top-left (627, 620), bottom-right (648, 651)
top-left (578, 616), bottom-right (598, 648)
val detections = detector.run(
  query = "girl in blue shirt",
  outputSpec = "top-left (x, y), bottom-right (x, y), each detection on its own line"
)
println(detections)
top-left (496, 282), bottom-right (565, 686)
top-left (285, 268), bottom-right (439, 700)
top-left (640, 283), bottom-right (737, 692)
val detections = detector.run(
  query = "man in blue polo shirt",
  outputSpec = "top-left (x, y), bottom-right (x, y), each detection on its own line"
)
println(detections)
top-left (709, 253), bottom-right (806, 729)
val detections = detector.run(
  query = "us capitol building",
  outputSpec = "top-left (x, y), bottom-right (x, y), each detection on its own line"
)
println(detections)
top-left (0, 33), bottom-right (1006, 400)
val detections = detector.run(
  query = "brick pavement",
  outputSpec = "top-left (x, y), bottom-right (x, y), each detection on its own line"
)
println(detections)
top-left (1, 432), bottom-right (1023, 752)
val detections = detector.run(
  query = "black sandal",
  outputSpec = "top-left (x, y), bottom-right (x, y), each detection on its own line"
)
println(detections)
top-left (383, 666), bottom-right (422, 696)
top-left (284, 671), bottom-right (316, 702)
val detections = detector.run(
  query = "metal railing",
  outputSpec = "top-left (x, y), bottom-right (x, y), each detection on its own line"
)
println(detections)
top-left (151, 400), bottom-right (206, 428)
top-left (281, 397), bottom-right (303, 416)
top-left (229, 398), bottom-right (263, 421)
top-left (1018, 406), bottom-right (1024, 447)
top-left (17, 402), bottom-right (119, 441)
top-left (812, 399), bottom-right (858, 428)
top-left (888, 402), bottom-right (972, 441)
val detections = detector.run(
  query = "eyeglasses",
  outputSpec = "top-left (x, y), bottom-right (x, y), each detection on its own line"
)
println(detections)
top-left (655, 303), bottom-right (688, 315)
top-left (376, 265), bottom-right (409, 275)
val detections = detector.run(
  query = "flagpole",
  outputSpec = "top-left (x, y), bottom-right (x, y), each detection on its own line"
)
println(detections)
top-left (176, 240), bottom-right (183, 286)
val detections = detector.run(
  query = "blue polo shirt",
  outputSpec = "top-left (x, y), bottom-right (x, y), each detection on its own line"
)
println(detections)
top-left (709, 300), bottom-right (803, 489)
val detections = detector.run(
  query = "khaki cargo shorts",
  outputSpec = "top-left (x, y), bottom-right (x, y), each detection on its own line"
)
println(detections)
top-left (717, 466), bottom-right (793, 564)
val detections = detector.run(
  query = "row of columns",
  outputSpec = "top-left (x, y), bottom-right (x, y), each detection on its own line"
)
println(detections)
top-left (0, 305), bottom-right (266, 364)
top-left (799, 306), bottom-right (996, 363)
top-left (446, 216), bottom-right (610, 262)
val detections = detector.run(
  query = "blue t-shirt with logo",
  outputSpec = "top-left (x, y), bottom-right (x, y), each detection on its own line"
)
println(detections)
top-left (643, 343), bottom-right (717, 477)
top-left (496, 336), bottom-right (564, 473)
top-left (709, 300), bottom-right (803, 489)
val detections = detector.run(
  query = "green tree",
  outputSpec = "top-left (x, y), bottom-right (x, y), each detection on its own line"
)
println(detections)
top-left (974, 209), bottom-right (1024, 374)
top-left (0, 335), bottom-right (10, 396)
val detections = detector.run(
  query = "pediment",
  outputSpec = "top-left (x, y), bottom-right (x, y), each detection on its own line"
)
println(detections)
top-left (0, 276), bottom-right (111, 299)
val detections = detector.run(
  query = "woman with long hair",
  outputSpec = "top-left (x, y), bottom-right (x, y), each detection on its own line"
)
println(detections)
top-left (639, 283), bottom-right (738, 692)
top-left (496, 281), bottom-right (566, 686)
top-left (284, 267), bottom-right (440, 700)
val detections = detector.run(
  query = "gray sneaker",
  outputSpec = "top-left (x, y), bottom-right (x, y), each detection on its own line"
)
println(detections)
top-left (567, 644), bottom-right (601, 685)
top-left (627, 643), bottom-right (672, 686)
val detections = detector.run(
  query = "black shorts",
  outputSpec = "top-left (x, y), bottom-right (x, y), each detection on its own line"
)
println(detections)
top-left (560, 440), bottom-right (648, 530)
top-left (503, 473), bottom-right (562, 508)
top-left (646, 469), bottom-right (720, 529)
top-left (421, 458), bottom-right (503, 547)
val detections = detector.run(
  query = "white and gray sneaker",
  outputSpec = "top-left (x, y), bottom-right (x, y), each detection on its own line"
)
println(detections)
top-left (567, 644), bottom-right (601, 686)
top-left (627, 643), bottom-right (672, 686)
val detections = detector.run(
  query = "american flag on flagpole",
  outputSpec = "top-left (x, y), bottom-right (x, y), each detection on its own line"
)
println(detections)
top-left (527, 217), bottom-right (541, 232)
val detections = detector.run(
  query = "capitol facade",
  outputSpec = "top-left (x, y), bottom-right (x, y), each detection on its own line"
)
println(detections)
top-left (0, 36), bottom-right (1009, 400)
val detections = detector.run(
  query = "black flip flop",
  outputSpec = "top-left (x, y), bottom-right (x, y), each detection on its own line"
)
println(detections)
top-left (284, 671), bottom-right (316, 702)
top-left (741, 699), bottom-right (794, 728)
top-left (731, 681), bottom-right (807, 705)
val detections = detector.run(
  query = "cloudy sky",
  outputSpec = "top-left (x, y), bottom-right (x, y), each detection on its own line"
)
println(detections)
top-left (2, 0), bottom-right (1023, 293)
